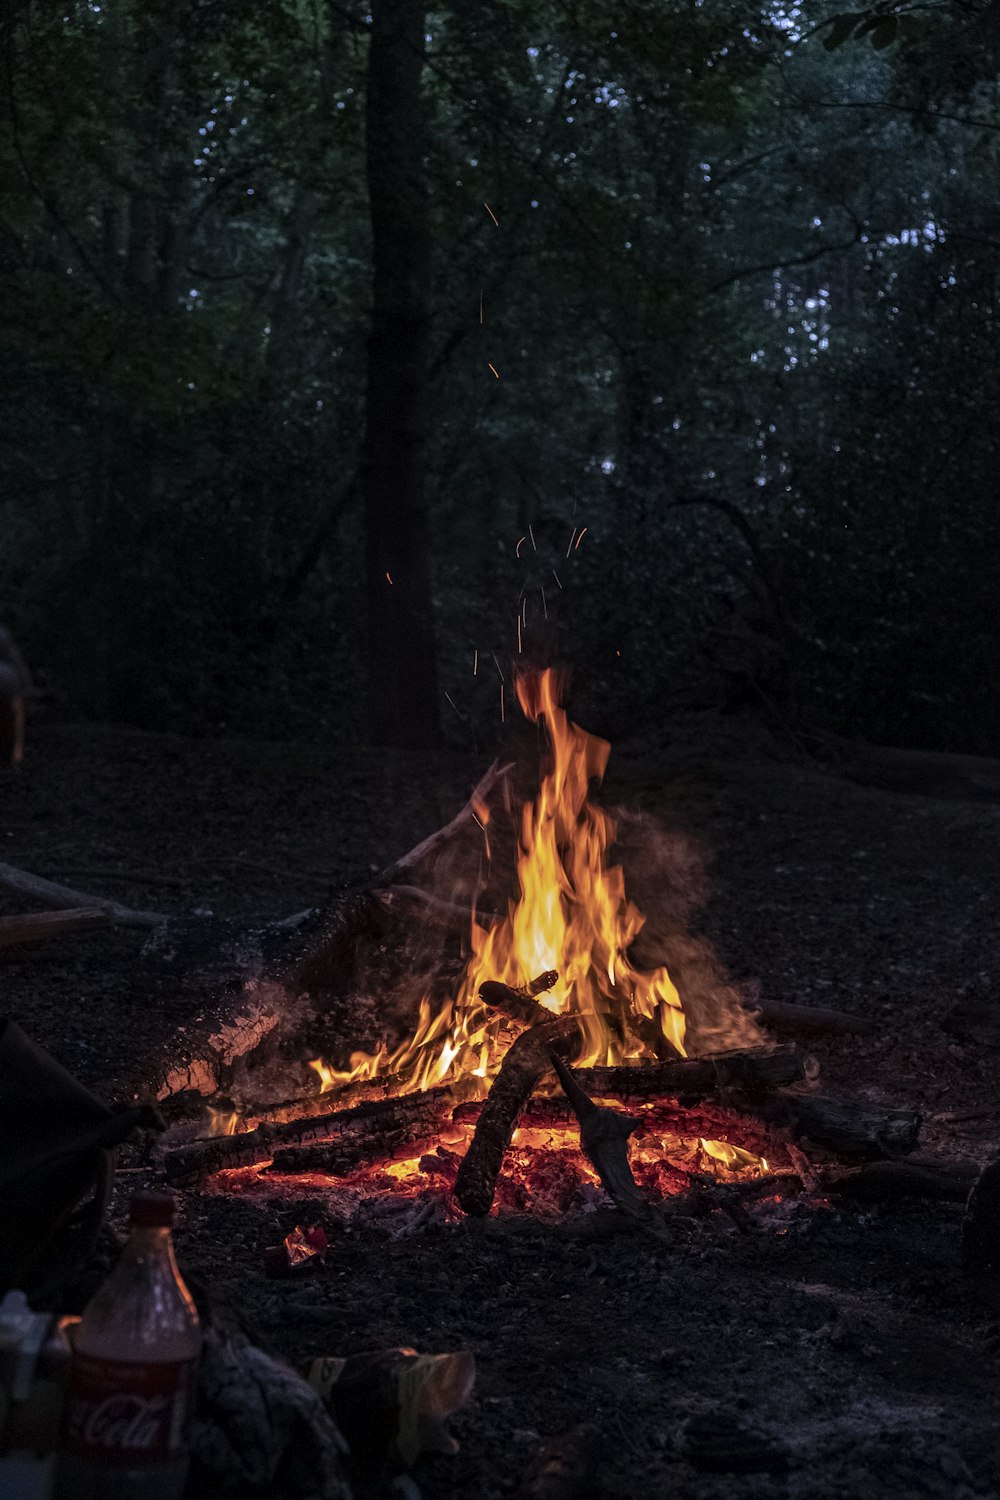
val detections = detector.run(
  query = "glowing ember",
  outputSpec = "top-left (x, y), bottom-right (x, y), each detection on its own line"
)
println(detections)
top-left (309, 668), bottom-right (686, 1098)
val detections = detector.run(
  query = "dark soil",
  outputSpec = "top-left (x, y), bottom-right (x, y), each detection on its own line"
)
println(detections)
top-left (3, 715), bottom-right (1000, 1500)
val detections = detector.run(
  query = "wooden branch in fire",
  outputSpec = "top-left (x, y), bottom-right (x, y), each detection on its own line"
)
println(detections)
top-left (573, 1043), bottom-right (812, 1100)
top-left (162, 1084), bottom-right (453, 1186)
top-left (453, 1017), bottom-right (581, 1217)
top-left (550, 1053), bottom-right (671, 1243)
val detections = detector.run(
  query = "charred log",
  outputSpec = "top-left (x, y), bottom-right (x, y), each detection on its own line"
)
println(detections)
top-left (478, 974), bottom-right (558, 1027)
top-left (574, 1044), bottom-right (810, 1101)
top-left (115, 986), bottom-right (286, 1104)
top-left (453, 1018), bottom-right (581, 1217)
top-left (268, 1129), bottom-right (418, 1176)
top-left (551, 1054), bottom-right (669, 1242)
top-left (829, 1159), bottom-right (979, 1203)
top-left (742, 993), bottom-right (874, 1038)
top-left (163, 1085), bottom-right (452, 1186)
top-left (0, 907), bottom-right (112, 948)
top-left (784, 1094), bottom-right (921, 1159)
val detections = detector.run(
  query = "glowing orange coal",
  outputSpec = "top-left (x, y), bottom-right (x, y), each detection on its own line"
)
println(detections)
top-left (310, 668), bottom-right (687, 1097)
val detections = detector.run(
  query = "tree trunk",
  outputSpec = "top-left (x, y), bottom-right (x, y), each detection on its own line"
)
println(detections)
top-left (360, 0), bottom-right (439, 746)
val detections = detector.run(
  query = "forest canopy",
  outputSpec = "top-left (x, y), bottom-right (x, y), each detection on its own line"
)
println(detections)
top-left (2, 0), bottom-right (997, 750)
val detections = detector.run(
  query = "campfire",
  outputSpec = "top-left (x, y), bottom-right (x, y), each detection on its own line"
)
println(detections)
top-left (134, 670), bottom-right (928, 1234)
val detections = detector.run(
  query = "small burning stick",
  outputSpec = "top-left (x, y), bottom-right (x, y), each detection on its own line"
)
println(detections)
top-left (478, 973), bottom-right (558, 1028)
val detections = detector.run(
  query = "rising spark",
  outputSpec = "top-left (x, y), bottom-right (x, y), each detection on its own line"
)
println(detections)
top-left (492, 651), bottom-right (505, 683)
top-left (479, 291), bottom-right (484, 324)
top-left (528, 524), bottom-right (536, 551)
top-left (445, 691), bottom-right (465, 722)
top-left (515, 535), bottom-right (526, 557)
top-left (385, 571), bottom-right (393, 585)
top-left (488, 362), bottom-right (500, 379)
top-left (517, 615), bottom-right (522, 654)
top-left (574, 526), bottom-right (589, 550)
top-left (565, 528), bottom-right (577, 558)
top-left (551, 569), bottom-right (563, 589)
top-left (500, 683), bottom-right (505, 722)
top-left (473, 649), bottom-right (478, 676)
top-left (484, 202), bottom-right (499, 227)
top-left (541, 587), bottom-right (548, 619)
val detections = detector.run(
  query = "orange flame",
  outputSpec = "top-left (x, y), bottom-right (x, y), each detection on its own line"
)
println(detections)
top-left (312, 668), bottom-right (686, 1096)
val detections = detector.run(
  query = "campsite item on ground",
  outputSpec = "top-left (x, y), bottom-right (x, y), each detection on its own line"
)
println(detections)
top-left (308, 1346), bottom-right (475, 1478)
top-left (188, 1320), bottom-right (351, 1500)
top-left (0, 1020), bottom-right (163, 1301)
top-left (262, 1224), bottom-right (329, 1278)
top-left (0, 1291), bottom-right (76, 1500)
top-left (57, 1192), bottom-right (200, 1500)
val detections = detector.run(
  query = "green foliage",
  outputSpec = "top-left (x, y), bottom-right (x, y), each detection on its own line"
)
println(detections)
top-left (1, 0), bottom-right (998, 749)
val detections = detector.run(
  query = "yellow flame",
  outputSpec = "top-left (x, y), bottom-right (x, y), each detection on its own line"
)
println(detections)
top-left (311, 668), bottom-right (686, 1097)
top-left (700, 1138), bottom-right (769, 1176)
top-left (207, 1106), bottom-right (239, 1137)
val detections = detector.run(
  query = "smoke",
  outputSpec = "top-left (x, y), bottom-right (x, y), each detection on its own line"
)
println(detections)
top-left (611, 808), bottom-right (765, 1055)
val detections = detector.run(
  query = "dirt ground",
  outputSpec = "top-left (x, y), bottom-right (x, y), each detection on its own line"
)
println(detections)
top-left (2, 714), bottom-right (999, 1499)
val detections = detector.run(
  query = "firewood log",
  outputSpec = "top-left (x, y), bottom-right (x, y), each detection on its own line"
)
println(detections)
top-left (783, 1094), bottom-right (921, 1159)
top-left (742, 993), bottom-right (874, 1038)
top-left (163, 1085), bottom-right (453, 1186)
top-left (453, 1018), bottom-right (581, 1216)
top-left (573, 1044), bottom-right (810, 1100)
top-left (0, 907), bottom-right (111, 949)
top-left (551, 1055), bottom-right (670, 1242)
top-left (828, 1159), bottom-right (978, 1203)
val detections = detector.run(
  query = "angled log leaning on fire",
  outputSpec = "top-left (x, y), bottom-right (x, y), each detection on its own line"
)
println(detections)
top-left (117, 761), bottom-right (516, 1110)
top-left (550, 1053), bottom-right (672, 1243)
top-left (162, 1085), bottom-right (454, 1187)
top-left (282, 757), bottom-right (513, 997)
top-left (453, 1017), bottom-right (582, 1217)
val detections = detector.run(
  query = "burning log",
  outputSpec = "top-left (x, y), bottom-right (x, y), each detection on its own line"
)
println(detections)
top-left (286, 758), bottom-right (512, 996)
top-left (551, 1054), bottom-right (669, 1242)
top-left (573, 1044), bottom-right (811, 1101)
top-left (0, 907), bottom-right (112, 949)
top-left (163, 1085), bottom-right (453, 1186)
top-left (453, 1018), bottom-right (581, 1217)
top-left (115, 986), bottom-right (286, 1103)
top-left (267, 1132), bottom-right (416, 1176)
top-left (784, 1094), bottom-right (921, 1159)
top-left (478, 973), bottom-right (559, 1027)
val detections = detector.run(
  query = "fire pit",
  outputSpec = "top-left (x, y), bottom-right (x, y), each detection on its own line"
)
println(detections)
top-left (136, 671), bottom-right (926, 1235)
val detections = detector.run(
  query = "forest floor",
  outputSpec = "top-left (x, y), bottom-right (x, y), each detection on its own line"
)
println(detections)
top-left (2, 713), bottom-right (1000, 1500)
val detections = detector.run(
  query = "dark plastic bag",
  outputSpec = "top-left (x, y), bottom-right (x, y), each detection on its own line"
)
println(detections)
top-left (0, 1019), bottom-right (160, 1297)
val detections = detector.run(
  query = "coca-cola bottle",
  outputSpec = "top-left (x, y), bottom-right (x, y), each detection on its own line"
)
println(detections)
top-left (57, 1190), bottom-right (200, 1500)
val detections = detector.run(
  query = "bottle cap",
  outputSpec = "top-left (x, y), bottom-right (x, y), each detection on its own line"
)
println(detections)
top-left (129, 1189), bottom-right (176, 1228)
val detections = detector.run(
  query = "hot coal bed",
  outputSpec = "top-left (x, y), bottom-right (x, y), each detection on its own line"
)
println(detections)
top-left (131, 673), bottom-right (950, 1244)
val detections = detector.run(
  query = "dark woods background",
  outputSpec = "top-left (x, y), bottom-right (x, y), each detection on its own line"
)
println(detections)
top-left (2, 0), bottom-right (998, 751)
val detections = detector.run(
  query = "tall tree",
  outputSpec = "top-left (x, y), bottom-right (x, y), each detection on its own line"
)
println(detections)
top-left (361, 0), bottom-right (439, 745)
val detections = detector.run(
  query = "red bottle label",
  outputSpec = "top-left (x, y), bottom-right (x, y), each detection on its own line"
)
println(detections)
top-left (63, 1352), bottom-right (196, 1465)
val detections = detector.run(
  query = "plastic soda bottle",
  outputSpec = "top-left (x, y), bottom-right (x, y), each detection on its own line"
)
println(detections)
top-left (57, 1190), bottom-right (200, 1500)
